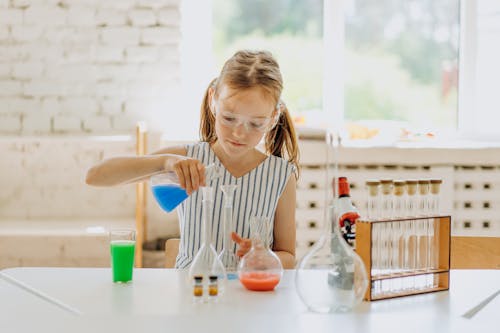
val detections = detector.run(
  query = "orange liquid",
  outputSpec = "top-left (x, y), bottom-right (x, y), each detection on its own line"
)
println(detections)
top-left (239, 272), bottom-right (281, 291)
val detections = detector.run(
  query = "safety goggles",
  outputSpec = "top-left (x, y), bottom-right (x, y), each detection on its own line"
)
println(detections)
top-left (214, 108), bottom-right (276, 133)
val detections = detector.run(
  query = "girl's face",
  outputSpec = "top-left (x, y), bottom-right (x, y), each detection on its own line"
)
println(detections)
top-left (212, 85), bottom-right (277, 158)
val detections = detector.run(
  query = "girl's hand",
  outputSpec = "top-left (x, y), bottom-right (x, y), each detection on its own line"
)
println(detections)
top-left (231, 232), bottom-right (252, 258)
top-left (165, 157), bottom-right (205, 195)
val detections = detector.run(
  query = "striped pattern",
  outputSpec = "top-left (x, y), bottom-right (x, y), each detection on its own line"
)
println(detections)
top-left (175, 142), bottom-right (295, 268)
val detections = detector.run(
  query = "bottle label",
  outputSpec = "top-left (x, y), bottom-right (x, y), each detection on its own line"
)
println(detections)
top-left (339, 212), bottom-right (359, 247)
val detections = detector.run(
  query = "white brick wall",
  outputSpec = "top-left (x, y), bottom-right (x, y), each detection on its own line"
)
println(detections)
top-left (0, 114), bottom-right (21, 132)
top-left (0, 0), bottom-right (181, 135)
top-left (0, 137), bottom-right (136, 219)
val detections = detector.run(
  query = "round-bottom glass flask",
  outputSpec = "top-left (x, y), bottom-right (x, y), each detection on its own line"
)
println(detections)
top-left (238, 216), bottom-right (283, 291)
top-left (295, 205), bottom-right (368, 312)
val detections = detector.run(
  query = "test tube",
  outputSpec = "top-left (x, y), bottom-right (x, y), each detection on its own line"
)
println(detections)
top-left (366, 179), bottom-right (382, 296)
top-left (366, 179), bottom-right (381, 220)
top-left (393, 180), bottom-right (406, 218)
top-left (429, 179), bottom-right (442, 287)
top-left (380, 179), bottom-right (394, 219)
top-left (405, 180), bottom-right (418, 291)
top-left (417, 179), bottom-right (430, 216)
top-left (379, 179), bottom-right (393, 294)
top-left (416, 180), bottom-right (430, 289)
top-left (405, 180), bottom-right (418, 217)
top-left (429, 179), bottom-right (442, 215)
top-left (392, 180), bottom-right (406, 290)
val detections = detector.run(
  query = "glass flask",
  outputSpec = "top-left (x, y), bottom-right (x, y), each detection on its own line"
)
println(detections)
top-left (295, 128), bottom-right (367, 313)
top-left (150, 163), bottom-right (222, 212)
top-left (238, 216), bottom-right (283, 291)
top-left (188, 187), bottom-right (226, 300)
top-left (295, 204), bottom-right (369, 312)
top-left (217, 184), bottom-right (239, 280)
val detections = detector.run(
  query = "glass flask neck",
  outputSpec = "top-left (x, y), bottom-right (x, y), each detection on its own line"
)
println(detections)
top-left (205, 164), bottom-right (223, 182)
top-left (220, 185), bottom-right (237, 250)
top-left (328, 203), bottom-right (351, 251)
top-left (249, 216), bottom-right (271, 249)
top-left (200, 187), bottom-right (214, 246)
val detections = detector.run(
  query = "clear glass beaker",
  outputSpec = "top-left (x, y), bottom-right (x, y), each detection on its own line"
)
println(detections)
top-left (217, 184), bottom-right (239, 280)
top-left (238, 216), bottom-right (283, 291)
top-left (150, 163), bottom-right (222, 212)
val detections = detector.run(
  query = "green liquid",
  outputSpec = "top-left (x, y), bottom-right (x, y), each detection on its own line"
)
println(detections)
top-left (110, 240), bottom-right (135, 283)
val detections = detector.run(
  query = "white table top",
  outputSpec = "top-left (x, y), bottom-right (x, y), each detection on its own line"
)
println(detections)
top-left (1, 268), bottom-right (499, 333)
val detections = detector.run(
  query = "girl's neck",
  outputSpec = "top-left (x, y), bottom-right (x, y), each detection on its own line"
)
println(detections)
top-left (211, 142), bottom-right (267, 178)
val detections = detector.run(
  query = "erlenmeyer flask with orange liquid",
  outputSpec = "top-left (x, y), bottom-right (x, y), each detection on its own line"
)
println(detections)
top-left (238, 216), bottom-right (283, 291)
top-left (150, 163), bottom-right (222, 212)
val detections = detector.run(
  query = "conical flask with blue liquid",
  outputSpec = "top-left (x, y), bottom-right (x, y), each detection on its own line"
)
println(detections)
top-left (151, 163), bottom-right (222, 212)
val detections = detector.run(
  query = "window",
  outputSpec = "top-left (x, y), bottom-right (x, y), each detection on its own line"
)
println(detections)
top-left (179, 0), bottom-right (499, 142)
top-left (459, 0), bottom-right (500, 140)
top-left (343, 0), bottom-right (459, 137)
top-left (212, 0), bottom-right (324, 122)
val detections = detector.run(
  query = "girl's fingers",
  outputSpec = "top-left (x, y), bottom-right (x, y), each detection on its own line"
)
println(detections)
top-left (174, 164), bottom-right (186, 190)
top-left (241, 239), bottom-right (251, 249)
top-left (189, 163), bottom-right (200, 190)
top-left (232, 232), bottom-right (251, 257)
top-left (236, 243), bottom-right (251, 257)
top-left (231, 232), bottom-right (242, 243)
top-left (198, 164), bottom-right (206, 186)
top-left (180, 163), bottom-right (192, 195)
top-left (232, 233), bottom-right (251, 247)
top-left (170, 158), bottom-right (206, 195)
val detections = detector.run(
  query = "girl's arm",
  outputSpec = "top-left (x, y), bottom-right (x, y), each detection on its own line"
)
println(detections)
top-left (272, 174), bottom-right (297, 269)
top-left (86, 146), bottom-right (205, 194)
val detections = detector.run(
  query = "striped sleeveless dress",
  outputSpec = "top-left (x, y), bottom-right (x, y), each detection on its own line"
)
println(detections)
top-left (175, 141), bottom-right (295, 269)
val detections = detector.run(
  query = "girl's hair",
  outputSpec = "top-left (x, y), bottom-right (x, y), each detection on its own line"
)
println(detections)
top-left (200, 50), bottom-right (300, 178)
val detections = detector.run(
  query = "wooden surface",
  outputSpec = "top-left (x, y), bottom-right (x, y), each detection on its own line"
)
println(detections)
top-left (135, 122), bottom-right (148, 268)
top-left (451, 236), bottom-right (500, 269)
top-left (164, 238), bottom-right (180, 268)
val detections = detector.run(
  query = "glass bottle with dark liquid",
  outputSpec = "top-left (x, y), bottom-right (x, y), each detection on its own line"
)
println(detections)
top-left (336, 177), bottom-right (360, 247)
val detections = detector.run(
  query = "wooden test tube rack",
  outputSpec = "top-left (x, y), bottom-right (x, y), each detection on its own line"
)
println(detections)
top-left (356, 215), bottom-right (451, 301)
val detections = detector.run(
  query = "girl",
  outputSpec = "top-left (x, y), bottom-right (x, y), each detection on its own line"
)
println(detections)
top-left (86, 50), bottom-right (300, 269)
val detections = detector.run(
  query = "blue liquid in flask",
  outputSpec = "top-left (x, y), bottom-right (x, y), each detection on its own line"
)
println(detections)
top-left (152, 184), bottom-right (188, 212)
